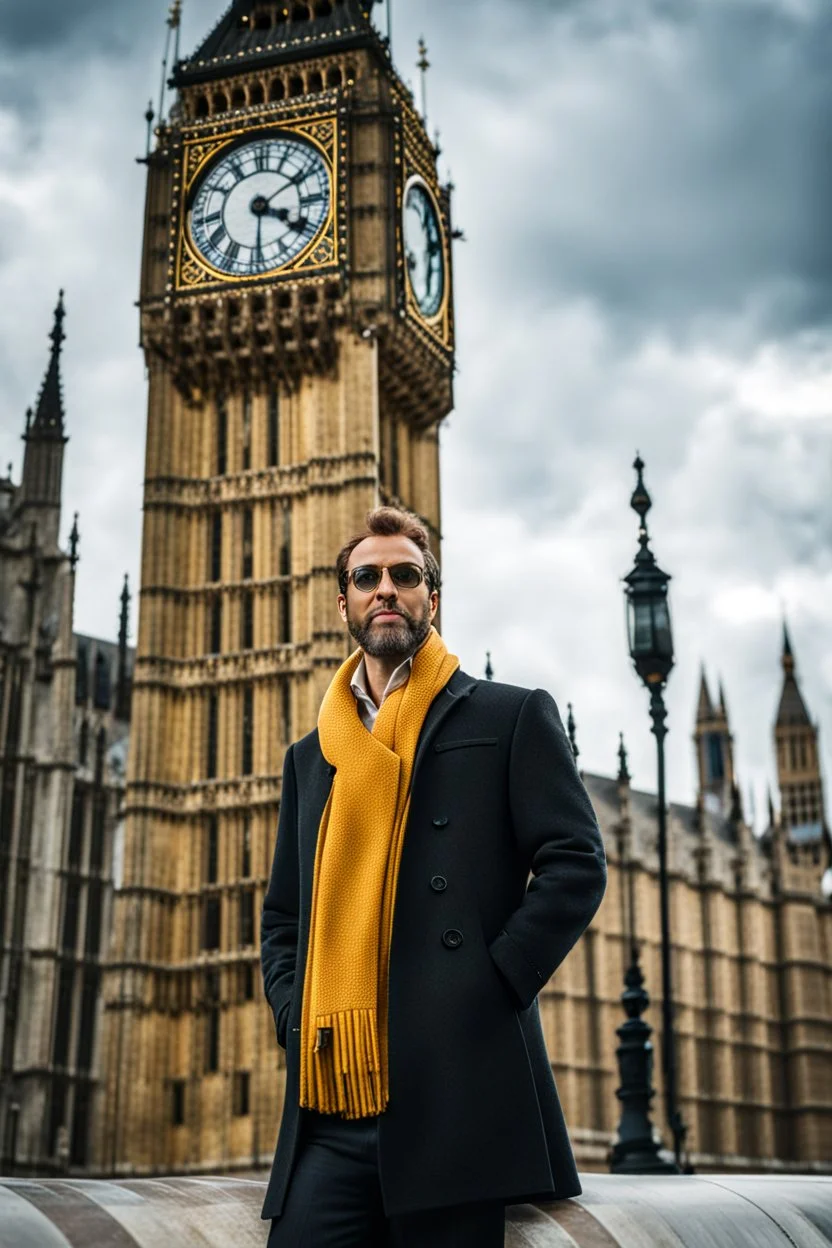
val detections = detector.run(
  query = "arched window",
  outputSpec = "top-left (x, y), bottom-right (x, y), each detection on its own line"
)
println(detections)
top-left (315, 1), bottom-right (333, 15)
top-left (270, 77), bottom-right (285, 101)
top-left (249, 82), bottom-right (264, 105)
top-left (75, 642), bottom-right (89, 705)
top-left (195, 95), bottom-right (209, 118)
top-left (212, 91), bottom-right (228, 114)
top-left (93, 652), bottom-right (111, 710)
top-left (95, 726), bottom-right (107, 784)
top-left (79, 720), bottom-right (89, 766)
top-left (289, 75), bottom-right (304, 97)
top-left (231, 86), bottom-right (246, 108)
top-left (292, 3), bottom-right (311, 20)
top-left (308, 70), bottom-right (323, 93)
top-left (327, 67), bottom-right (343, 88)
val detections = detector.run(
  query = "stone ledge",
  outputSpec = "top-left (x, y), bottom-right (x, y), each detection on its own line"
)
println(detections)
top-left (1, 1173), bottom-right (830, 1246)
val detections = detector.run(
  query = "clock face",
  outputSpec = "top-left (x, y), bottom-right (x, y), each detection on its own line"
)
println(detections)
top-left (403, 176), bottom-right (445, 319)
top-left (189, 135), bottom-right (331, 278)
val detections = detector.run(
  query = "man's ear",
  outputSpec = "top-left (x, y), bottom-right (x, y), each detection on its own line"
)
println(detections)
top-left (429, 591), bottom-right (439, 620)
top-left (337, 593), bottom-right (347, 622)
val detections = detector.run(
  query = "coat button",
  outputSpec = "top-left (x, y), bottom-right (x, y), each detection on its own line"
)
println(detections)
top-left (432, 816), bottom-right (449, 828)
top-left (442, 928), bottom-right (463, 949)
top-left (430, 875), bottom-right (447, 892)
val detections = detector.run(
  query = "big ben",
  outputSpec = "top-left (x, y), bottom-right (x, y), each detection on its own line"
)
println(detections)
top-left (98, 0), bottom-right (454, 1172)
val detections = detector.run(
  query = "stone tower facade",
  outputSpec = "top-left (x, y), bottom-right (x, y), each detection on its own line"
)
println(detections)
top-left (97, 0), bottom-right (454, 1172)
top-left (0, 298), bottom-right (133, 1175)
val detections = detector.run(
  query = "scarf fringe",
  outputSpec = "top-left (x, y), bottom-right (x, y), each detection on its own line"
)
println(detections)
top-left (301, 1008), bottom-right (385, 1118)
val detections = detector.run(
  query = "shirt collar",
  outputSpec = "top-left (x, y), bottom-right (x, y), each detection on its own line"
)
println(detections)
top-left (350, 651), bottom-right (414, 711)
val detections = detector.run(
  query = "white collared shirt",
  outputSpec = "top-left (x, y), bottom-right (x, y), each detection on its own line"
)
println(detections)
top-left (350, 653), bottom-right (413, 731)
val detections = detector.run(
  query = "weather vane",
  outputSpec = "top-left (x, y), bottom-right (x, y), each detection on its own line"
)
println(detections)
top-left (417, 37), bottom-right (430, 126)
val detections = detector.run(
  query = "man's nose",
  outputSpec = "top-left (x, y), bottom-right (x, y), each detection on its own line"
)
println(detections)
top-left (375, 569), bottom-right (398, 597)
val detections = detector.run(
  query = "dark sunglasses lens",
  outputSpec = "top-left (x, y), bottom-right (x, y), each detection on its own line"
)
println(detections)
top-left (390, 564), bottom-right (423, 588)
top-left (352, 567), bottom-right (381, 592)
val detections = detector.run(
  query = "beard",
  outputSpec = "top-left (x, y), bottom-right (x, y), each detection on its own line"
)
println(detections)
top-left (347, 598), bottom-right (432, 659)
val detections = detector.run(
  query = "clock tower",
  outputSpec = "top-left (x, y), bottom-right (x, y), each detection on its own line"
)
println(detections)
top-left (97, 0), bottom-right (454, 1172)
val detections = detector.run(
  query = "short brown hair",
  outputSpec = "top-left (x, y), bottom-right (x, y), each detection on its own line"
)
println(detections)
top-left (336, 506), bottom-right (441, 595)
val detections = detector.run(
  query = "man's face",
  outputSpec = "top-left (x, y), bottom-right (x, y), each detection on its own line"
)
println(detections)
top-left (337, 534), bottom-right (439, 659)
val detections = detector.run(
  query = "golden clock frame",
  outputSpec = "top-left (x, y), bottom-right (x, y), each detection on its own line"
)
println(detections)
top-left (393, 107), bottom-right (453, 353)
top-left (174, 112), bottom-right (341, 292)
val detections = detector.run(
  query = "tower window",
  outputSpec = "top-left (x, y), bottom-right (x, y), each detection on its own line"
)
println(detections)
top-left (90, 792), bottom-right (106, 870)
top-left (327, 67), bottom-right (343, 88)
top-left (242, 391), bottom-right (252, 470)
top-left (242, 590), bottom-right (254, 650)
top-left (241, 818), bottom-right (252, 878)
top-left (76, 644), bottom-right (89, 705)
top-left (240, 889), bottom-right (255, 947)
top-left (84, 880), bottom-right (102, 955)
top-left (68, 791), bottom-right (84, 869)
top-left (315, 1), bottom-right (333, 15)
top-left (210, 512), bottom-right (222, 582)
top-left (389, 415), bottom-right (400, 498)
top-left (308, 71), bottom-right (323, 93)
top-left (233, 1070), bottom-right (251, 1116)
top-left (212, 91), bottom-right (228, 114)
top-left (171, 1080), bottom-right (186, 1126)
top-left (255, 11), bottom-right (272, 29)
top-left (249, 82), bottom-right (264, 105)
top-left (61, 879), bottom-right (80, 953)
top-left (282, 678), bottom-right (291, 743)
top-left (207, 693), bottom-right (218, 779)
top-left (292, 4), bottom-right (311, 20)
top-left (240, 963), bottom-right (255, 1002)
top-left (231, 86), bottom-right (246, 109)
top-left (242, 687), bottom-right (254, 775)
top-left (204, 969), bottom-right (221, 1071)
top-left (78, 719), bottom-right (89, 766)
top-left (93, 652), bottom-right (111, 710)
top-left (706, 733), bottom-right (724, 783)
top-left (94, 727), bottom-right (107, 785)
top-left (268, 391), bottom-right (280, 467)
top-left (242, 509), bottom-right (254, 579)
top-left (205, 815), bottom-right (218, 884)
top-left (289, 75), bottom-right (305, 97)
top-left (202, 896), bottom-right (221, 951)
top-left (195, 95), bottom-right (209, 118)
top-left (210, 594), bottom-right (222, 654)
top-left (216, 397), bottom-right (227, 475)
top-left (270, 78), bottom-right (285, 102)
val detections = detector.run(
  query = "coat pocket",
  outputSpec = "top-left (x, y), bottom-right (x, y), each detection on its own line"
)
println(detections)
top-left (434, 737), bottom-right (499, 753)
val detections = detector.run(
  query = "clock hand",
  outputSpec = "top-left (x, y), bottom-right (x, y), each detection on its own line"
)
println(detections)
top-left (263, 207), bottom-right (309, 231)
top-left (254, 215), bottom-right (263, 264)
top-left (266, 168), bottom-right (308, 204)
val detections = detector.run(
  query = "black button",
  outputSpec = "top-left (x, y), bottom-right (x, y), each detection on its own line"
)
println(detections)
top-left (432, 816), bottom-right (449, 828)
top-left (430, 875), bottom-right (447, 892)
top-left (442, 928), bottom-right (463, 949)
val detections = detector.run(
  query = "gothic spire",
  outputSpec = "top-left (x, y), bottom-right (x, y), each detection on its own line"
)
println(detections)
top-left (28, 291), bottom-right (67, 442)
top-left (116, 573), bottom-right (132, 721)
top-left (776, 623), bottom-right (811, 727)
top-left (696, 665), bottom-right (713, 722)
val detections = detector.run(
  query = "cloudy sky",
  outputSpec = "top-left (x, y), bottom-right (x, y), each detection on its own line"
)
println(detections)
top-left (1, 0), bottom-right (830, 821)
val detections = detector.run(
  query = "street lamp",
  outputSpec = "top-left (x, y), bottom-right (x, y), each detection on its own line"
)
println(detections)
top-left (622, 454), bottom-right (686, 1172)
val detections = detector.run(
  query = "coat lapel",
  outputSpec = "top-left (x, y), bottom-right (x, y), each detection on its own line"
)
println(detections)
top-left (411, 668), bottom-right (478, 785)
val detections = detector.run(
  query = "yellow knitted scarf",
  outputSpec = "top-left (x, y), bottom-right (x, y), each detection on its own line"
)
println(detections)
top-left (299, 625), bottom-right (459, 1118)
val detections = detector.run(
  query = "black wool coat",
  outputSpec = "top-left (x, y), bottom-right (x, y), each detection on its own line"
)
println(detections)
top-left (260, 670), bottom-right (607, 1220)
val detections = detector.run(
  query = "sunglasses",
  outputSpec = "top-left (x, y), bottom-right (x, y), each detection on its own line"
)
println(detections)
top-left (348, 563), bottom-right (426, 593)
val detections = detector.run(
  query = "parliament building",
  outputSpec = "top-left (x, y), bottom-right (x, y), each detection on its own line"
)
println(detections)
top-left (0, 0), bottom-right (829, 1179)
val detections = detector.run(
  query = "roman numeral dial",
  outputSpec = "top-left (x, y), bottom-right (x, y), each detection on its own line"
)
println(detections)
top-left (403, 176), bottom-right (445, 320)
top-left (188, 134), bottom-right (331, 279)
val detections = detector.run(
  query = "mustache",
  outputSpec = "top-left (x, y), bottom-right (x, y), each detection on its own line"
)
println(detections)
top-left (369, 607), bottom-right (407, 621)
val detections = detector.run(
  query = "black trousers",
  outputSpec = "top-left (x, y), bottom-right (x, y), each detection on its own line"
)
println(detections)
top-left (267, 1110), bottom-right (506, 1247)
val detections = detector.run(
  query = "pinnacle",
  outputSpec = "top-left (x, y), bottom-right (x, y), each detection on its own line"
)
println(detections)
top-left (28, 291), bottom-right (67, 442)
top-left (696, 665), bottom-right (713, 722)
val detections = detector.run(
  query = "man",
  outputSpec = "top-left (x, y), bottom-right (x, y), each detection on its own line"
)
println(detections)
top-left (261, 506), bottom-right (606, 1247)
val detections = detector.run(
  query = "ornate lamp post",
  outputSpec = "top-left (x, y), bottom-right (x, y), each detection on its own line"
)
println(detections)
top-left (622, 454), bottom-right (686, 1172)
